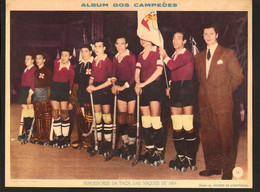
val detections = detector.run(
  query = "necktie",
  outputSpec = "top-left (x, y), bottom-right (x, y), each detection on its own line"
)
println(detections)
top-left (207, 49), bottom-right (211, 60)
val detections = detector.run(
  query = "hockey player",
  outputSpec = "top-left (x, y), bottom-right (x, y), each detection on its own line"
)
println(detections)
top-left (160, 31), bottom-right (198, 172)
top-left (111, 36), bottom-right (137, 160)
top-left (70, 44), bottom-right (94, 150)
top-left (135, 39), bottom-right (165, 166)
top-left (31, 52), bottom-right (53, 145)
top-left (86, 39), bottom-right (115, 156)
top-left (49, 48), bottom-right (75, 148)
top-left (17, 53), bottom-right (36, 143)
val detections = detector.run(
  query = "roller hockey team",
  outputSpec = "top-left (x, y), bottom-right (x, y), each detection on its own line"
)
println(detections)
top-left (16, 24), bottom-right (244, 180)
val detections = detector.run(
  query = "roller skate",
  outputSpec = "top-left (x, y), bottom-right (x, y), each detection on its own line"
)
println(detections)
top-left (139, 148), bottom-right (155, 165)
top-left (126, 144), bottom-right (136, 160)
top-left (20, 132), bottom-right (29, 144)
top-left (153, 150), bottom-right (165, 166)
top-left (98, 141), bottom-right (105, 156)
top-left (169, 155), bottom-right (187, 172)
top-left (71, 140), bottom-right (83, 150)
top-left (58, 136), bottom-right (71, 148)
top-left (183, 156), bottom-right (197, 171)
top-left (49, 136), bottom-right (62, 148)
top-left (103, 141), bottom-right (112, 157)
top-left (17, 134), bottom-right (25, 141)
top-left (116, 144), bottom-right (128, 159)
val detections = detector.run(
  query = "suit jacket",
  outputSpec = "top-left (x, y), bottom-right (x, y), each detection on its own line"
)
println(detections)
top-left (195, 45), bottom-right (244, 113)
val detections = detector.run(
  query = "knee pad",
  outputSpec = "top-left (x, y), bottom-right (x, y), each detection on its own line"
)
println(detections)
top-left (103, 113), bottom-right (112, 124)
top-left (150, 116), bottom-right (162, 130)
top-left (182, 115), bottom-right (193, 131)
top-left (61, 110), bottom-right (69, 121)
top-left (127, 126), bottom-right (137, 138)
top-left (171, 115), bottom-right (183, 131)
top-left (118, 112), bottom-right (127, 125)
top-left (95, 112), bottom-right (102, 124)
top-left (52, 109), bottom-right (60, 120)
top-left (141, 116), bottom-right (152, 128)
top-left (127, 113), bottom-right (136, 127)
top-left (27, 108), bottom-right (34, 118)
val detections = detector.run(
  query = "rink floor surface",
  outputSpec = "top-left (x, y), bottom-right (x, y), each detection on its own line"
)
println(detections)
top-left (7, 104), bottom-right (248, 182)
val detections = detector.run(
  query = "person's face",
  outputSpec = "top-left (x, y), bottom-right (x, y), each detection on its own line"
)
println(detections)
top-left (203, 27), bottom-right (218, 46)
top-left (35, 55), bottom-right (45, 67)
top-left (140, 39), bottom-right (152, 48)
top-left (172, 32), bottom-right (186, 50)
top-left (61, 51), bottom-right (72, 64)
top-left (25, 55), bottom-right (34, 67)
top-left (81, 48), bottom-right (92, 61)
top-left (95, 42), bottom-right (106, 56)
top-left (115, 38), bottom-right (128, 53)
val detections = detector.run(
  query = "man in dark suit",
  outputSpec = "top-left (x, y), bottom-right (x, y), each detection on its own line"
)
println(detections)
top-left (195, 24), bottom-right (244, 180)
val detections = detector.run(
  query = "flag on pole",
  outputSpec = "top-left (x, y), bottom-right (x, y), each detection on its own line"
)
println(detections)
top-left (189, 36), bottom-right (200, 56)
top-left (56, 49), bottom-right (60, 59)
top-left (73, 47), bottom-right (76, 57)
top-left (137, 10), bottom-right (164, 48)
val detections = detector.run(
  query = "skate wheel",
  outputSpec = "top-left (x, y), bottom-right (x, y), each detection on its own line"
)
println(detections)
top-left (160, 160), bottom-right (166, 165)
top-left (133, 154), bottom-right (136, 159)
top-left (119, 154), bottom-right (123, 158)
top-left (154, 161), bottom-right (159, 166)
top-left (190, 166), bottom-right (197, 171)
top-left (127, 155), bottom-right (132, 160)
top-left (181, 167), bottom-right (187, 172)
top-left (144, 159), bottom-right (149, 164)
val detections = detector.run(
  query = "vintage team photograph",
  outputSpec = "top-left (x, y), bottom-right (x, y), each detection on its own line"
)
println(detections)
top-left (5, 0), bottom-right (252, 188)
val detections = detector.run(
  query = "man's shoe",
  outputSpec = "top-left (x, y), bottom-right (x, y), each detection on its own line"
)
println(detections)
top-left (221, 171), bottom-right (233, 180)
top-left (199, 169), bottom-right (221, 176)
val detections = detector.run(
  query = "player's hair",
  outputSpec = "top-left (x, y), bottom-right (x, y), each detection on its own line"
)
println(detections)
top-left (81, 44), bottom-right (92, 52)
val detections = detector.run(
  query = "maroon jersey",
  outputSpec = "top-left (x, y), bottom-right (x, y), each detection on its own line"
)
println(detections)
top-left (164, 48), bottom-right (194, 81)
top-left (52, 59), bottom-right (75, 90)
top-left (136, 46), bottom-right (163, 82)
top-left (21, 65), bottom-right (36, 91)
top-left (90, 54), bottom-right (115, 83)
top-left (113, 49), bottom-right (136, 87)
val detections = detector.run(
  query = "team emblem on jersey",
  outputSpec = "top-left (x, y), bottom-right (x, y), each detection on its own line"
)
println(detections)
top-left (86, 69), bottom-right (91, 75)
top-left (39, 73), bottom-right (45, 79)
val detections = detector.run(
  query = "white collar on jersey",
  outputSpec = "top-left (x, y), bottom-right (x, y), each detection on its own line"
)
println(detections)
top-left (58, 59), bottom-right (71, 70)
top-left (115, 49), bottom-right (130, 59)
top-left (141, 46), bottom-right (157, 54)
top-left (24, 64), bottom-right (34, 72)
top-left (94, 54), bottom-right (107, 61)
top-left (79, 56), bottom-right (94, 65)
top-left (172, 47), bottom-right (186, 57)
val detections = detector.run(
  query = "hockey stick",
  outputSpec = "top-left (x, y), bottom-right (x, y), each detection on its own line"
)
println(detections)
top-left (132, 94), bottom-right (140, 167)
top-left (21, 118), bottom-right (35, 144)
top-left (104, 94), bottom-right (117, 161)
top-left (18, 110), bottom-right (24, 136)
top-left (88, 93), bottom-right (98, 156)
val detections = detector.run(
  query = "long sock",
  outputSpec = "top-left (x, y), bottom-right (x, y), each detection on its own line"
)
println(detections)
top-left (104, 123), bottom-right (112, 142)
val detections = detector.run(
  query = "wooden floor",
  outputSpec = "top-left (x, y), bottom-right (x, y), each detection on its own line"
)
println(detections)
top-left (8, 104), bottom-right (249, 185)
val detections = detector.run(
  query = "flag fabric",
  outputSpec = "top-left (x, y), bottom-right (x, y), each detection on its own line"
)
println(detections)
top-left (137, 10), bottom-right (164, 48)
top-left (56, 49), bottom-right (60, 59)
top-left (189, 36), bottom-right (200, 56)
top-left (73, 47), bottom-right (76, 57)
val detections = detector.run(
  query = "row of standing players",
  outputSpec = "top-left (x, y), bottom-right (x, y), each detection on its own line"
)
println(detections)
top-left (17, 32), bottom-right (198, 172)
